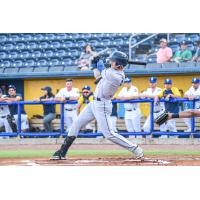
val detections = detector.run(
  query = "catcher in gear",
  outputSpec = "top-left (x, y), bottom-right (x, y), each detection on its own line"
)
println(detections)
top-left (155, 109), bottom-right (200, 126)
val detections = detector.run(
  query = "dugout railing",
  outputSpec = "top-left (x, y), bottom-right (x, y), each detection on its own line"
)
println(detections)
top-left (0, 98), bottom-right (199, 138)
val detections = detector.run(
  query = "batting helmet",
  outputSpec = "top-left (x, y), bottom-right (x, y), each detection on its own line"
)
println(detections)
top-left (109, 51), bottom-right (128, 67)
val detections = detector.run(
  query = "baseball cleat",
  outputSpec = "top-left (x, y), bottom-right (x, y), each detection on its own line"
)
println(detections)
top-left (133, 146), bottom-right (144, 160)
top-left (50, 150), bottom-right (67, 160)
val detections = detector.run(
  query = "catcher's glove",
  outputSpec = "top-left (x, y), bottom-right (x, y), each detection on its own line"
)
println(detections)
top-left (154, 111), bottom-right (169, 125)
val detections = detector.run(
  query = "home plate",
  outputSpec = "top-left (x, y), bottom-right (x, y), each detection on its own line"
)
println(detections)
top-left (21, 160), bottom-right (40, 166)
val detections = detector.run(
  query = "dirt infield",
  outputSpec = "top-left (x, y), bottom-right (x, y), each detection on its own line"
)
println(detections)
top-left (0, 143), bottom-right (200, 166)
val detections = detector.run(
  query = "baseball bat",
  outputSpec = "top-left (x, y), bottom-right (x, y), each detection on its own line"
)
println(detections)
top-left (128, 60), bottom-right (147, 66)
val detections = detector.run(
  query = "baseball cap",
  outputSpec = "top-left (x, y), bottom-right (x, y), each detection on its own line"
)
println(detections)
top-left (82, 85), bottom-right (91, 91)
top-left (180, 41), bottom-right (187, 45)
top-left (41, 86), bottom-right (52, 92)
top-left (66, 79), bottom-right (73, 82)
top-left (192, 78), bottom-right (200, 84)
top-left (160, 38), bottom-right (167, 43)
top-left (164, 79), bottom-right (172, 84)
top-left (149, 77), bottom-right (157, 83)
top-left (124, 77), bottom-right (131, 83)
top-left (8, 85), bottom-right (16, 90)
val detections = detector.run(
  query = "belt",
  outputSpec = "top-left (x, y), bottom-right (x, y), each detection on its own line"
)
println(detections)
top-left (126, 109), bottom-right (136, 111)
top-left (0, 116), bottom-right (7, 118)
top-left (154, 109), bottom-right (164, 113)
top-left (65, 109), bottom-right (76, 111)
top-left (94, 97), bottom-right (102, 101)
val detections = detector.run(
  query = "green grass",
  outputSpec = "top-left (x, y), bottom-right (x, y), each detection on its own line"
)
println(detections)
top-left (0, 149), bottom-right (200, 158)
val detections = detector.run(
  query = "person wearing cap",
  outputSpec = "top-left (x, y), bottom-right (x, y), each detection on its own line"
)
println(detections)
top-left (183, 78), bottom-right (200, 132)
top-left (77, 85), bottom-right (94, 132)
top-left (0, 88), bottom-right (13, 133)
top-left (192, 41), bottom-right (200, 62)
top-left (117, 77), bottom-right (141, 135)
top-left (5, 85), bottom-right (29, 132)
top-left (55, 79), bottom-right (80, 132)
top-left (172, 41), bottom-right (192, 63)
top-left (34, 86), bottom-right (56, 132)
top-left (154, 79), bottom-right (181, 135)
top-left (141, 77), bottom-right (166, 136)
top-left (156, 38), bottom-right (173, 64)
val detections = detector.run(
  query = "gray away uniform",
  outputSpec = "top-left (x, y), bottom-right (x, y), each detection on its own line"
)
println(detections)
top-left (68, 67), bottom-right (139, 154)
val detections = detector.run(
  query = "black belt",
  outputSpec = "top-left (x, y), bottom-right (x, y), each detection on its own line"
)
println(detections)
top-left (65, 109), bottom-right (76, 111)
top-left (0, 116), bottom-right (7, 118)
top-left (126, 109), bottom-right (136, 111)
top-left (94, 97), bottom-right (102, 101)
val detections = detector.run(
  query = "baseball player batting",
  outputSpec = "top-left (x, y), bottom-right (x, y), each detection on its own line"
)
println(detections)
top-left (50, 51), bottom-right (144, 160)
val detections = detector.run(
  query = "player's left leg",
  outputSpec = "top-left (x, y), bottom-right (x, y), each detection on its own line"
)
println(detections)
top-left (94, 101), bottom-right (144, 159)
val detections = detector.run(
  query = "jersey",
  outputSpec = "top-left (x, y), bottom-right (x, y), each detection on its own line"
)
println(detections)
top-left (142, 87), bottom-right (164, 112)
top-left (94, 68), bottom-right (125, 100)
top-left (185, 86), bottom-right (200, 109)
top-left (0, 95), bottom-right (10, 117)
top-left (55, 87), bottom-right (80, 109)
top-left (118, 85), bottom-right (139, 110)
top-left (78, 93), bottom-right (94, 111)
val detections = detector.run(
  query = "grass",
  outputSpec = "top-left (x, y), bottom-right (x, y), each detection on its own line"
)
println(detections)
top-left (0, 149), bottom-right (200, 158)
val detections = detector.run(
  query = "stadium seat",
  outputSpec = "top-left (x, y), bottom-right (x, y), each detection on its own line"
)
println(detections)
top-left (169, 44), bottom-right (180, 53)
top-left (150, 45), bottom-right (160, 53)
top-left (36, 59), bottom-right (48, 66)
top-left (13, 60), bottom-right (24, 67)
top-left (62, 41), bottom-right (73, 48)
top-left (49, 41), bottom-right (61, 49)
top-left (112, 38), bottom-right (124, 46)
top-left (33, 66), bottom-right (49, 72)
top-left (24, 59), bottom-right (35, 67)
top-left (15, 42), bottom-right (26, 50)
top-left (0, 35), bottom-right (8, 43)
top-left (179, 62), bottom-right (196, 68)
top-left (89, 39), bottom-right (99, 47)
top-left (27, 42), bottom-right (38, 50)
top-left (49, 65), bottom-right (64, 72)
top-left (21, 34), bottom-right (34, 42)
top-left (7, 51), bottom-right (18, 59)
top-left (1, 60), bottom-right (11, 67)
top-left (8, 34), bottom-right (20, 42)
top-left (56, 33), bottom-right (67, 40)
top-left (33, 34), bottom-right (45, 41)
top-left (146, 63), bottom-right (162, 69)
top-left (71, 49), bottom-right (80, 58)
top-left (102, 39), bottom-right (112, 46)
top-left (187, 43), bottom-right (196, 53)
top-left (44, 33), bottom-right (56, 40)
top-left (38, 42), bottom-right (49, 49)
top-left (19, 67), bottom-right (34, 73)
top-left (147, 54), bottom-right (157, 63)
top-left (170, 34), bottom-right (186, 43)
top-left (43, 50), bottom-right (54, 58)
top-left (54, 49), bottom-right (66, 57)
top-left (0, 51), bottom-right (7, 59)
top-left (31, 50), bottom-right (42, 59)
top-left (162, 62), bottom-right (179, 68)
top-left (48, 59), bottom-right (60, 66)
top-left (19, 51), bottom-right (31, 59)
top-left (133, 54), bottom-right (147, 62)
top-left (2, 43), bottom-right (14, 51)
top-left (82, 33), bottom-right (92, 40)
top-left (76, 40), bottom-right (86, 48)
top-left (186, 34), bottom-right (199, 42)
top-left (61, 58), bottom-right (73, 66)
top-left (4, 67), bottom-right (19, 73)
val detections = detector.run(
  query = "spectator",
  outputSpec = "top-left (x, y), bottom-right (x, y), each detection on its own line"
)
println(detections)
top-left (192, 41), bottom-right (200, 62)
top-left (77, 85), bottom-right (94, 132)
top-left (117, 77), bottom-right (141, 135)
top-left (76, 44), bottom-right (97, 70)
top-left (172, 41), bottom-right (192, 63)
top-left (55, 79), bottom-right (80, 132)
top-left (5, 85), bottom-right (29, 132)
top-left (0, 88), bottom-right (13, 133)
top-left (34, 86), bottom-right (56, 132)
top-left (155, 79), bottom-right (181, 135)
top-left (141, 77), bottom-right (166, 137)
top-left (183, 78), bottom-right (200, 132)
top-left (156, 38), bottom-right (173, 63)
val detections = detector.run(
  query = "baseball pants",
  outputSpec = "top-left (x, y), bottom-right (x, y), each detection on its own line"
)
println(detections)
top-left (0, 116), bottom-right (13, 133)
top-left (68, 100), bottom-right (138, 153)
top-left (64, 110), bottom-right (78, 132)
top-left (13, 114), bottom-right (29, 131)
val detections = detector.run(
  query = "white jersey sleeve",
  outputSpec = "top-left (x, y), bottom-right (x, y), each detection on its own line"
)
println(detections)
top-left (55, 88), bottom-right (65, 98)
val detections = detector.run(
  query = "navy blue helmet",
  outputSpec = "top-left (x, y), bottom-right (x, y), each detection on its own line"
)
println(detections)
top-left (109, 51), bottom-right (128, 67)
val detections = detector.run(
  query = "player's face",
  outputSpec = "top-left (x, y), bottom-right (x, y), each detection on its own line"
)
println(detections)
top-left (149, 83), bottom-right (156, 88)
top-left (193, 83), bottom-right (199, 89)
top-left (111, 61), bottom-right (124, 71)
top-left (164, 84), bottom-right (172, 90)
top-left (66, 81), bottom-right (73, 90)
top-left (8, 88), bottom-right (16, 96)
top-left (82, 90), bottom-right (90, 96)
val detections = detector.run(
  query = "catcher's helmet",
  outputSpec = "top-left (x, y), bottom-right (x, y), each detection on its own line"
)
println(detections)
top-left (109, 51), bottom-right (128, 67)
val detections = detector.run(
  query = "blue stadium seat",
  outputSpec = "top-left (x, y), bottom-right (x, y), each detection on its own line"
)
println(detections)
top-left (112, 38), bottom-right (124, 46)
top-left (162, 62), bottom-right (179, 68)
top-left (1, 60), bottom-right (11, 67)
top-left (0, 51), bottom-right (7, 59)
top-left (13, 60), bottom-right (24, 67)
top-left (19, 51), bottom-right (30, 59)
top-left (169, 44), bottom-right (180, 53)
top-left (61, 58), bottom-right (73, 66)
top-left (102, 39), bottom-right (112, 46)
top-left (54, 49), bottom-right (66, 57)
top-left (43, 50), bottom-right (54, 58)
top-left (27, 42), bottom-right (38, 50)
top-left (186, 34), bottom-right (199, 42)
top-left (170, 34), bottom-right (186, 43)
top-left (38, 42), bottom-right (49, 49)
top-left (31, 50), bottom-right (42, 59)
top-left (187, 43), bottom-right (195, 53)
top-left (8, 34), bottom-right (20, 42)
top-left (71, 49), bottom-right (80, 57)
top-left (2, 43), bottom-right (14, 51)
top-left (44, 33), bottom-right (56, 40)
top-left (133, 54), bottom-right (147, 62)
top-left (150, 45), bottom-right (160, 53)
top-left (62, 41), bottom-right (73, 48)
top-left (48, 59), bottom-right (60, 66)
top-left (49, 65), bottom-right (64, 72)
top-left (82, 33), bottom-right (92, 40)
top-left (19, 67), bottom-right (34, 73)
top-left (0, 35), bottom-right (8, 43)
top-left (4, 67), bottom-right (19, 73)
top-left (36, 59), bottom-right (48, 66)
top-left (49, 41), bottom-right (61, 49)
top-left (33, 66), bottom-right (49, 72)
top-left (147, 54), bottom-right (157, 63)
top-left (15, 42), bottom-right (26, 50)
top-left (76, 40), bottom-right (86, 48)
top-left (56, 33), bottom-right (67, 40)
top-left (89, 39), bottom-right (99, 47)
top-left (7, 51), bottom-right (18, 59)
top-left (33, 34), bottom-right (45, 41)
top-left (21, 34), bottom-right (34, 42)
top-left (24, 59), bottom-right (35, 67)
